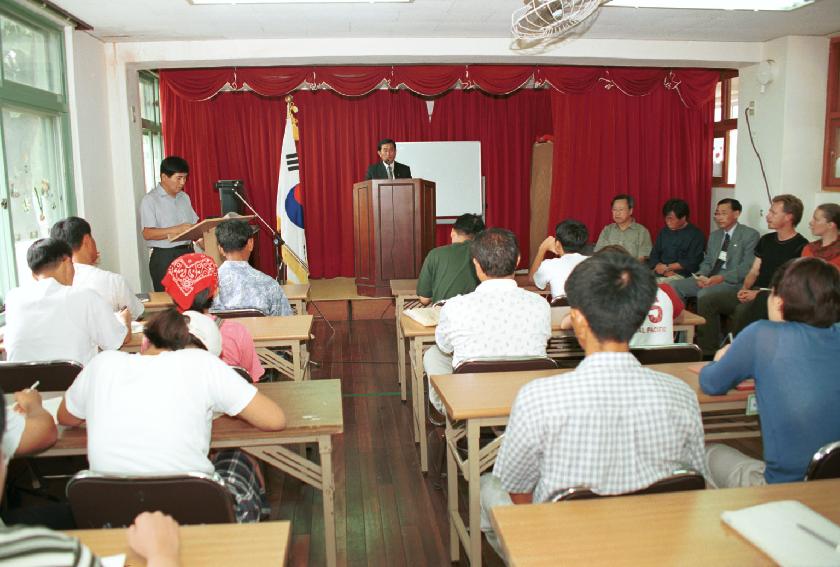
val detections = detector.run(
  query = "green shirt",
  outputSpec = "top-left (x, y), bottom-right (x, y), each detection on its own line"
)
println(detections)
top-left (594, 220), bottom-right (653, 259)
top-left (416, 242), bottom-right (479, 303)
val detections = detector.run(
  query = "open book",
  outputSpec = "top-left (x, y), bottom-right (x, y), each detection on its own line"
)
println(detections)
top-left (403, 305), bottom-right (441, 327)
top-left (722, 500), bottom-right (840, 566)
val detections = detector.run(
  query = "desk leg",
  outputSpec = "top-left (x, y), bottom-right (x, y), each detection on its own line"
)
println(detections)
top-left (319, 435), bottom-right (337, 567)
top-left (292, 342), bottom-right (302, 382)
top-left (396, 298), bottom-right (407, 402)
top-left (446, 416), bottom-right (460, 562)
top-left (467, 419), bottom-right (482, 567)
top-left (412, 340), bottom-right (428, 473)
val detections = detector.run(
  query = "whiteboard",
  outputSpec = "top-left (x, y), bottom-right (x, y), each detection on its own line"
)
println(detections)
top-left (396, 141), bottom-right (482, 218)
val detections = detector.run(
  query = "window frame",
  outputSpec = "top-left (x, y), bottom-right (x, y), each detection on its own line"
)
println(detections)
top-left (139, 70), bottom-right (163, 193)
top-left (822, 36), bottom-right (840, 191)
top-left (713, 70), bottom-right (738, 188)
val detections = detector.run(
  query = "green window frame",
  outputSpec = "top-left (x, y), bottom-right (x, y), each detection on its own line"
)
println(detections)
top-left (140, 70), bottom-right (163, 193)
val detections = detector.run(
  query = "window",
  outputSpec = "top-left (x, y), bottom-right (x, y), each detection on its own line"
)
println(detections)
top-left (822, 36), bottom-right (840, 190)
top-left (140, 71), bottom-right (163, 192)
top-left (0, 4), bottom-right (73, 314)
top-left (713, 71), bottom-right (738, 187)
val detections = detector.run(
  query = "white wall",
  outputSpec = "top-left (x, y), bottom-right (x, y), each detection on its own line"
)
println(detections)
top-left (734, 36), bottom-right (837, 235)
top-left (66, 34), bottom-right (834, 288)
top-left (66, 31), bottom-right (121, 273)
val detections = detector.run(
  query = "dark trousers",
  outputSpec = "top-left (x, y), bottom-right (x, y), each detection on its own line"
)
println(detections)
top-left (697, 287), bottom-right (770, 354)
top-left (149, 245), bottom-right (193, 291)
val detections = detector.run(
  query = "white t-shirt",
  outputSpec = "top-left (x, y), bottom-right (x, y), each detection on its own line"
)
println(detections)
top-left (64, 349), bottom-right (257, 475)
top-left (533, 253), bottom-right (588, 299)
top-left (1, 410), bottom-right (25, 465)
top-left (72, 263), bottom-right (145, 320)
top-left (630, 287), bottom-right (674, 347)
top-left (3, 278), bottom-right (127, 365)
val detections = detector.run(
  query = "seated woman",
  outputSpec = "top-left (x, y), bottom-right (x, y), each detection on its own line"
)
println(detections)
top-left (802, 203), bottom-right (840, 269)
top-left (162, 253), bottom-right (264, 382)
top-left (700, 257), bottom-right (840, 487)
top-left (56, 308), bottom-right (286, 522)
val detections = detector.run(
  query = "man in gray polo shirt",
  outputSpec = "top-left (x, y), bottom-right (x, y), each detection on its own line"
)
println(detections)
top-left (140, 156), bottom-right (200, 291)
top-left (593, 194), bottom-right (653, 261)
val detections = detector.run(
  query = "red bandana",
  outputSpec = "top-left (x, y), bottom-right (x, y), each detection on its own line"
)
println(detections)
top-left (162, 253), bottom-right (218, 312)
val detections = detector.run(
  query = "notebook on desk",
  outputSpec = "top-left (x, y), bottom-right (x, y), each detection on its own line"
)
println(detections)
top-left (404, 306), bottom-right (441, 327)
top-left (722, 500), bottom-right (840, 567)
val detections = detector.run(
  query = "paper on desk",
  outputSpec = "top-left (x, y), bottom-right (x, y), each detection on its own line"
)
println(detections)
top-left (722, 500), bottom-right (840, 567)
top-left (130, 321), bottom-right (145, 334)
top-left (404, 306), bottom-right (440, 327)
top-left (100, 554), bottom-right (126, 567)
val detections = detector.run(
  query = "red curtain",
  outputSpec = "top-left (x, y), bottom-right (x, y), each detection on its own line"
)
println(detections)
top-left (547, 76), bottom-right (716, 244)
top-left (429, 89), bottom-right (553, 265)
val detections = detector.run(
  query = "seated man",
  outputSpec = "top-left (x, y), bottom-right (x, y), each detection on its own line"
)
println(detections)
top-left (50, 216), bottom-right (145, 320)
top-left (697, 194), bottom-right (808, 355)
top-left (480, 252), bottom-right (707, 558)
top-left (212, 219), bottom-right (292, 316)
top-left (647, 198), bottom-right (705, 282)
top-left (671, 198), bottom-right (759, 302)
top-left (3, 238), bottom-right (129, 364)
top-left (593, 194), bottom-right (653, 261)
top-left (416, 213), bottom-right (485, 305)
top-left (423, 228), bottom-right (551, 412)
top-left (529, 219), bottom-right (588, 300)
top-left (0, 396), bottom-right (182, 566)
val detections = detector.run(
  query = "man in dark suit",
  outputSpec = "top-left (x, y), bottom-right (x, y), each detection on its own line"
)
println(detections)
top-left (365, 138), bottom-right (412, 180)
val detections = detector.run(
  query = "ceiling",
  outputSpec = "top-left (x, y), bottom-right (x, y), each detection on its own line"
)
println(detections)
top-left (50, 0), bottom-right (840, 43)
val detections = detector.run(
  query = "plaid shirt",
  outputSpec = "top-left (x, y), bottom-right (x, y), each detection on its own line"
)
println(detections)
top-left (494, 352), bottom-right (708, 503)
top-left (213, 261), bottom-right (292, 316)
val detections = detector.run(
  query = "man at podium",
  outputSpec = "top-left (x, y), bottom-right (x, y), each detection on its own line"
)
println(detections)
top-left (140, 156), bottom-right (199, 291)
top-left (365, 138), bottom-right (412, 180)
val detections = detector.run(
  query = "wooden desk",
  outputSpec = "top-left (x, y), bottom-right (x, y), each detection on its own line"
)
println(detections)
top-left (391, 278), bottom-right (422, 402)
top-left (43, 380), bottom-right (343, 567)
top-left (432, 362), bottom-right (754, 567)
top-left (66, 521), bottom-right (291, 567)
top-left (491, 479), bottom-right (840, 567)
top-left (140, 285), bottom-right (309, 315)
top-left (124, 315), bottom-right (314, 382)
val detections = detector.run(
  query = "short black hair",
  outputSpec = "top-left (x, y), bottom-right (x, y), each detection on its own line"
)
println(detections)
top-left (470, 228), bottom-right (519, 277)
top-left (565, 253), bottom-right (658, 343)
top-left (770, 257), bottom-right (840, 328)
top-left (215, 220), bottom-right (254, 253)
top-left (662, 198), bottom-right (690, 219)
top-left (27, 238), bottom-right (73, 274)
top-left (189, 287), bottom-right (214, 313)
top-left (555, 219), bottom-right (588, 254)
top-left (611, 194), bottom-right (634, 210)
top-left (50, 216), bottom-right (92, 252)
top-left (452, 214), bottom-right (485, 237)
top-left (160, 156), bottom-right (189, 177)
top-left (717, 198), bottom-right (742, 213)
top-left (143, 307), bottom-right (192, 351)
top-left (377, 139), bottom-right (396, 151)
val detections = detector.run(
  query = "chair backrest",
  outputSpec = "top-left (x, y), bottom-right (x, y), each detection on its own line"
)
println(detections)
top-left (231, 366), bottom-right (253, 383)
top-left (805, 441), bottom-right (840, 481)
top-left (0, 360), bottom-right (83, 392)
top-left (551, 469), bottom-right (706, 502)
top-left (209, 308), bottom-right (266, 319)
top-left (630, 344), bottom-right (702, 365)
top-left (453, 356), bottom-right (558, 374)
top-left (550, 296), bottom-right (569, 307)
top-left (67, 471), bottom-right (236, 528)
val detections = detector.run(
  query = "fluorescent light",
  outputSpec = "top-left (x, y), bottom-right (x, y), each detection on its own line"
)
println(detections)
top-left (605, 0), bottom-right (814, 10)
top-left (189, 0), bottom-right (411, 4)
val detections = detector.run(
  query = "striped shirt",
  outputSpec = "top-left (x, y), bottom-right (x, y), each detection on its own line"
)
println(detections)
top-left (0, 526), bottom-right (99, 566)
top-left (494, 352), bottom-right (708, 503)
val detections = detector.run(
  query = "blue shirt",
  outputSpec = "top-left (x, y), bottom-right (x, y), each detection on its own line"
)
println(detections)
top-left (212, 261), bottom-right (292, 316)
top-left (700, 321), bottom-right (840, 483)
top-left (140, 184), bottom-right (199, 248)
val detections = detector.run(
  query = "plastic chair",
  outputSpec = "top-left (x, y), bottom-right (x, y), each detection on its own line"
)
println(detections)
top-left (630, 344), bottom-right (702, 365)
top-left (551, 469), bottom-right (706, 502)
top-left (0, 360), bottom-right (83, 392)
top-left (805, 441), bottom-right (840, 481)
top-left (209, 308), bottom-right (267, 319)
top-left (67, 470), bottom-right (236, 528)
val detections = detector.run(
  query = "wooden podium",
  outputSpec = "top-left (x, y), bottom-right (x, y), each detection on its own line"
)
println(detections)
top-left (352, 179), bottom-right (436, 297)
top-left (171, 215), bottom-right (255, 266)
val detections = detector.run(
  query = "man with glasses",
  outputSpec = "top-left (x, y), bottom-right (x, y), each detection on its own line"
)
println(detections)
top-left (593, 194), bottom-right (653, 261)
